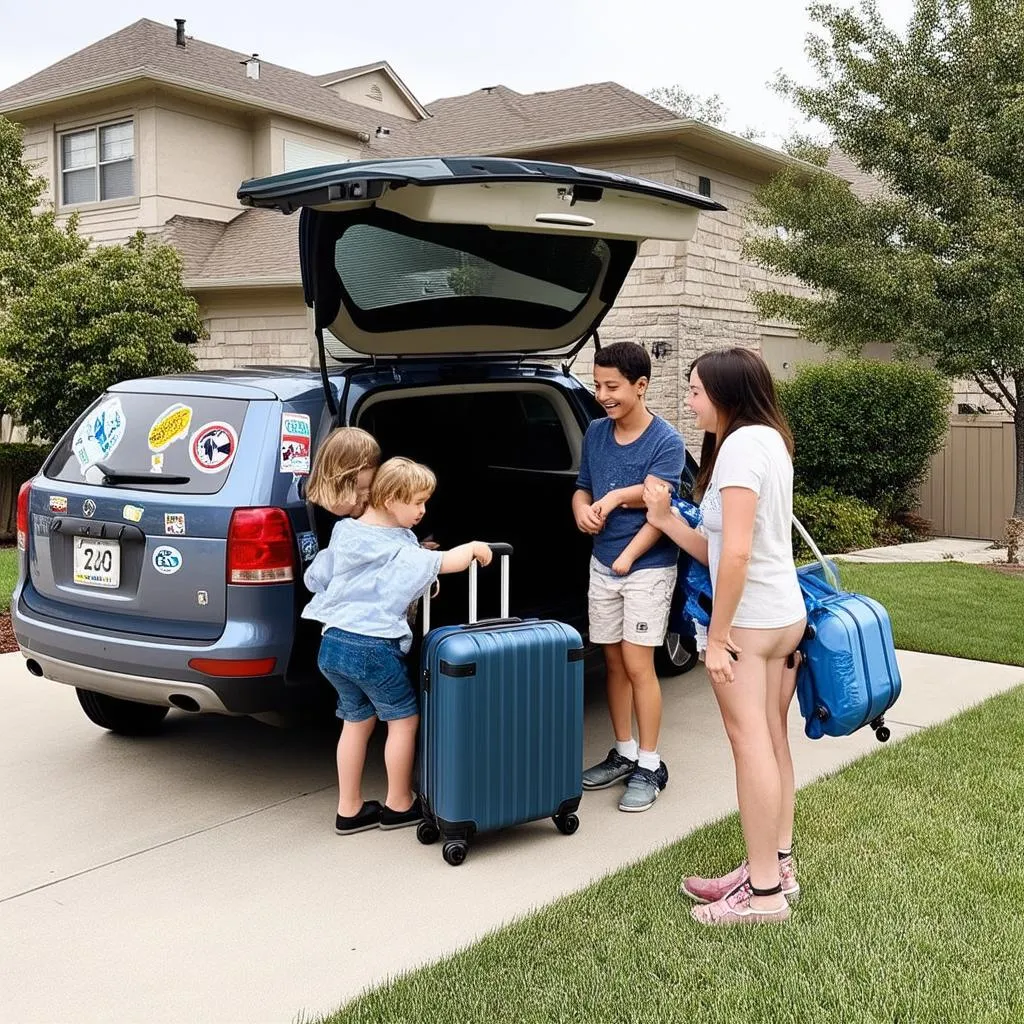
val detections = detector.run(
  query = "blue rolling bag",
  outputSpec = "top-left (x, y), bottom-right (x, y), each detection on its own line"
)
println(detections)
top-left (417, 544), bottom-right (585, 866)
top-left (793, 521), bottom-right (902, 743)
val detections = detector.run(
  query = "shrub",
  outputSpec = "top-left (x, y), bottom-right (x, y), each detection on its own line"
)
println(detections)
top-left (778, 360), bottom-right (951, 516)
top-left (793, 488), bottom-right (878, 560)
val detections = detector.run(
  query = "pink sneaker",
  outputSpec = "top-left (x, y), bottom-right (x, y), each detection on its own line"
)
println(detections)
top-left (690, 881), bottom-right (790, 926)
top-left (681, 857), bottom-right (800, 904)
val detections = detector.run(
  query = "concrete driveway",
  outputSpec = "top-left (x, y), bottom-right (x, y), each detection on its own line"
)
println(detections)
top-left (2, 650), bottom-right (1021, 1024)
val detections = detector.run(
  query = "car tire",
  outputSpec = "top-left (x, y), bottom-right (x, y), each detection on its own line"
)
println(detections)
top-left (654, 631), bottom-right (699, 677)
top-left (75, 689), bottom-right (170, 735)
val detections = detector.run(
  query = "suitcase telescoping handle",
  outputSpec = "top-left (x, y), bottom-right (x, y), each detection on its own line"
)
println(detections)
top-left (421, 542), bottom-right (514, 635)
top-left (791, 516), bottom-right (840, 591)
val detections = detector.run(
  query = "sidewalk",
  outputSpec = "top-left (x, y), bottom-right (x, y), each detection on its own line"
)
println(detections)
top-left (1, 649), bottom-right (1021, 1024)
top-left (838, 537), bottom-right (1009, 564)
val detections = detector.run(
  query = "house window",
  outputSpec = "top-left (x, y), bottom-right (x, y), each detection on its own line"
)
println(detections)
top-left (698, 176), bottom-right (712, 197)
top-left (60, 121), bottom-right (134, 206)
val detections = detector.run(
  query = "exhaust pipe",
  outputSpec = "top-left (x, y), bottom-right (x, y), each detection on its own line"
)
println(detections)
top-left (168, 694), bottom-right (202, 713)
top-left (25, 659), bottom-right (43, 677)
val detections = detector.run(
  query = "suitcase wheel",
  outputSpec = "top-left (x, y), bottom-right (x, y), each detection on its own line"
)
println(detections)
top-left (553, 812), bottom-right (580, 836)
top-left (442, 841), bottom-right (469, 867)
top-left (417, 821), bottom-right (440, 846)
top-left (870, 715), bottom-right (891, 743)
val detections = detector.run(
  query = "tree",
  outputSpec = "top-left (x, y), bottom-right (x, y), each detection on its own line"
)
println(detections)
top-left (646, 86), bottom-right (727, 126)
top-left (0, 116), bottom-right (89, 423)
top-left (743, 0), bottom-right (1024, 560)
top-left (0, 232), bottom-right (202, 442)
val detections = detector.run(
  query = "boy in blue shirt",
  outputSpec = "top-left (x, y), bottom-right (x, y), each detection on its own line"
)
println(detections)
top-left (572, 342), bottom-right (685, 812)
top-left (303, 457), bottom-right (492, 835)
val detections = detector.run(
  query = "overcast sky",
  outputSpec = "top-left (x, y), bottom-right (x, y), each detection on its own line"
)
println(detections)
top-left (0, 0), bottom-right (915, 147)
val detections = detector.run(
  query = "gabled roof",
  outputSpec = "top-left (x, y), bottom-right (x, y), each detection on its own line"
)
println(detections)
top-left (166, 210), bottom-right (301, 289)
top-left (394, 82), bottom-right (677, 156)
top-left (0, 19), bottom-right (410, 142)
top-left (314, 59), bottom-right (429, 119)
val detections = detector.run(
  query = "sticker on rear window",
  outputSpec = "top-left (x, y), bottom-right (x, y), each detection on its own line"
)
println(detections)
top-left (72, 397), bottom-right (125, 473)
top-left (148, 403), bottom-right (193, 452)
top-left (151, 454), bottom-right (164, 474)
top-left (189, 422), bottom-right (237, 474)
top-left (152, 545), bottom-right (183, 575)
top-left (165, 513), bottom-right (185, 535)
top-left (280, 414), bottom-right (311, 475)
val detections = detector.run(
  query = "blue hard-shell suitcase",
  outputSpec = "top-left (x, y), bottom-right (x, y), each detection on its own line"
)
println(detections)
top-left (417, 544), bottom-right (585, 866)
top-left (793, 522), bottom-right (902, 743)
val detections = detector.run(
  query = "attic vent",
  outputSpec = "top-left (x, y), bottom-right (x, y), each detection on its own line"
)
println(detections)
top-left (241, 54), bottom-right (260, 80)
top-left (367, 84), bottom-right (383, 102)
top-left (175, 19), bottom-right (186, 47)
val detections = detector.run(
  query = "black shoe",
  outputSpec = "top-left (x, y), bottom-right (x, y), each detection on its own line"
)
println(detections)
top-left (380, 797), bottom-right (423, 830)
top-left (582, 748), bottom-right (638, 790)
top-left (335, 800), bottom-right (383, 835)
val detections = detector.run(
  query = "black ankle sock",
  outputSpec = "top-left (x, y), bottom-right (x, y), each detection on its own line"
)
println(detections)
top-left (750, 883), bottom-right (783, 897)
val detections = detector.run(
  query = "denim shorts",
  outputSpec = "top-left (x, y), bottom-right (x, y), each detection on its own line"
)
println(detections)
top-left (317, 628), bottom-right (419, 723)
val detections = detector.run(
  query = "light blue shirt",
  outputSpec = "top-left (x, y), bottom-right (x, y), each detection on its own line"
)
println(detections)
top-left (301, 518), bottom-right (443, 653)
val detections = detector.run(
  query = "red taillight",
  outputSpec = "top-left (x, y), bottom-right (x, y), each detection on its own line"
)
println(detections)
top-left (188, 657), bottom-right (277, 676)
top-left (16, 481), bottom-right (32, 552)
top-left (226, 507), bottom-right (296, 584)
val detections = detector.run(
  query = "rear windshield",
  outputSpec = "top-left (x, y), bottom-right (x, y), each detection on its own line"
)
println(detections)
top-left (45, 392), bottom-right (249, 495)
top-left (335, 224), bottom-right (606, 314)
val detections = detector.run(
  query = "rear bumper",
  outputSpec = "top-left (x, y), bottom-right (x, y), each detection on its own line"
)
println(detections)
top-left (20, 649), bottom-right (238, 714)
top-left (12, 586), bottom-right (296, 715)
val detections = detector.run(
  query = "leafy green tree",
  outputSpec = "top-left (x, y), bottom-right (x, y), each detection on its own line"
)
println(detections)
top-left (744, 0), bottom-right (1024, 557)
top-left (1, 233), bottom-right (202, 442)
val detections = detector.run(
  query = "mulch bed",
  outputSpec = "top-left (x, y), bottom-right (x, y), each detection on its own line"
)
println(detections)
top-left (986, 563), bottom-right (1024, 577)
top-left (0, 613), bottom-right (18, 654)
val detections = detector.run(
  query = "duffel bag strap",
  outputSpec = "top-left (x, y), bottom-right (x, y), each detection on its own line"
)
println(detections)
top-left (792, 516), bottom-right (840, 591)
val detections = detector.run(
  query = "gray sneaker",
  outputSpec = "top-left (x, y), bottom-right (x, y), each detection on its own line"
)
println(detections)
top-left (582, 748), bottom-right (637, 790)
top-left (618, 762), bottom-right (669, 812)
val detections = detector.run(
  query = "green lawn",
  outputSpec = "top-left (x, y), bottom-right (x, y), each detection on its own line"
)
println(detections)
top-left (0, 545), bottom-right (17, 613)
top-left (836, 561), bottom-right (1024, 667)
top-left (316, 686), bottom-right (1024, 1024)
top-left (309, 560), bottom-right (1024, 1024)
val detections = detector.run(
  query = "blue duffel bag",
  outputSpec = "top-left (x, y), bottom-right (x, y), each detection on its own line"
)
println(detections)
top-left (666, 497), bottom-right (713, 642)
top-left (793, 520), bottom-right (902, 744)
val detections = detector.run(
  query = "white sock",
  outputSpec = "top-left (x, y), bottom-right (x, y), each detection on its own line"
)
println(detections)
top-left (638, 748), bottom-right (661, 771)
top-left (615, 738), bottom-right (638, 761)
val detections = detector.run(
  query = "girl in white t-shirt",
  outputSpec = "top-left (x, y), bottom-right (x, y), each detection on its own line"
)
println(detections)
top-left (643, 347), bottom-right (805, 926)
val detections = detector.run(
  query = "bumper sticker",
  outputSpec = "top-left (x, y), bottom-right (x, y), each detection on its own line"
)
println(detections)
top-left (49, 495), bottom-right (68, 514)
top-left (165, 513), bottom-right (186, 535)
top-left (189, 422), bottom-right (237, 474)
top-left (148, 403), bottom-right (193, 452)
top-left (280, 413), bottom-right (311, 475)
top-left (153, 545), bottom-right (183, 575)
top-left (122, 504), bottom-right (144, 523)
top-left (297, 530), bottom-right (319, 562)
top-left (72, 397), bottom-right (125, 473)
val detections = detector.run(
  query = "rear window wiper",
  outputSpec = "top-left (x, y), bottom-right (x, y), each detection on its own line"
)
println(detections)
top-left (93, 462), bottom-right (191, 486)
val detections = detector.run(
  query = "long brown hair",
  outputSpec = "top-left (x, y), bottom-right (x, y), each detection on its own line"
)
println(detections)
top-left (691, 347), bottom-right (794, 499)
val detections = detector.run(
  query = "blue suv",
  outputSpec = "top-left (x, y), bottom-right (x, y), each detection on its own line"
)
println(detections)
top-left (12, 158), bottom-right (721, 734)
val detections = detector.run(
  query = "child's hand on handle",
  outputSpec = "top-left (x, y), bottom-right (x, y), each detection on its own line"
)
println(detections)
top-left (471, 542), bottom-right (494, 567)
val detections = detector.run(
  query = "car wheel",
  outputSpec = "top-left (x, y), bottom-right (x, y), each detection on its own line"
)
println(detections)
top-left (75, 689), bottom-right (170, 736)
top-left (654, 631), bottom-right (699, 677)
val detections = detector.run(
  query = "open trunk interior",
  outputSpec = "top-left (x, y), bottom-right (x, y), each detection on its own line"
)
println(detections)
top-left (312, 383), bottom-right (592, 636)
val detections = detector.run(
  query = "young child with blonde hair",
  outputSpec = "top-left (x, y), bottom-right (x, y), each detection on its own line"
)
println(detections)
top-left (305, 426), bottom-right (381, 519)
top-left (303, 456), bottom-right (493, 835)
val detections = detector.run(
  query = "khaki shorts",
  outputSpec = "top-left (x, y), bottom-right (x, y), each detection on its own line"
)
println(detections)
top-left (587, 557), bottom-right (677, 647)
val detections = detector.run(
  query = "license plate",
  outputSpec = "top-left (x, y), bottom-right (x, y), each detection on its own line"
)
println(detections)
top-left (73, 536), bottom-right (121, 589)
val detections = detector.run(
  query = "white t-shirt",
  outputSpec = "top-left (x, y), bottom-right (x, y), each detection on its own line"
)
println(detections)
top-left (699, 425), bottom-right (805, 629)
